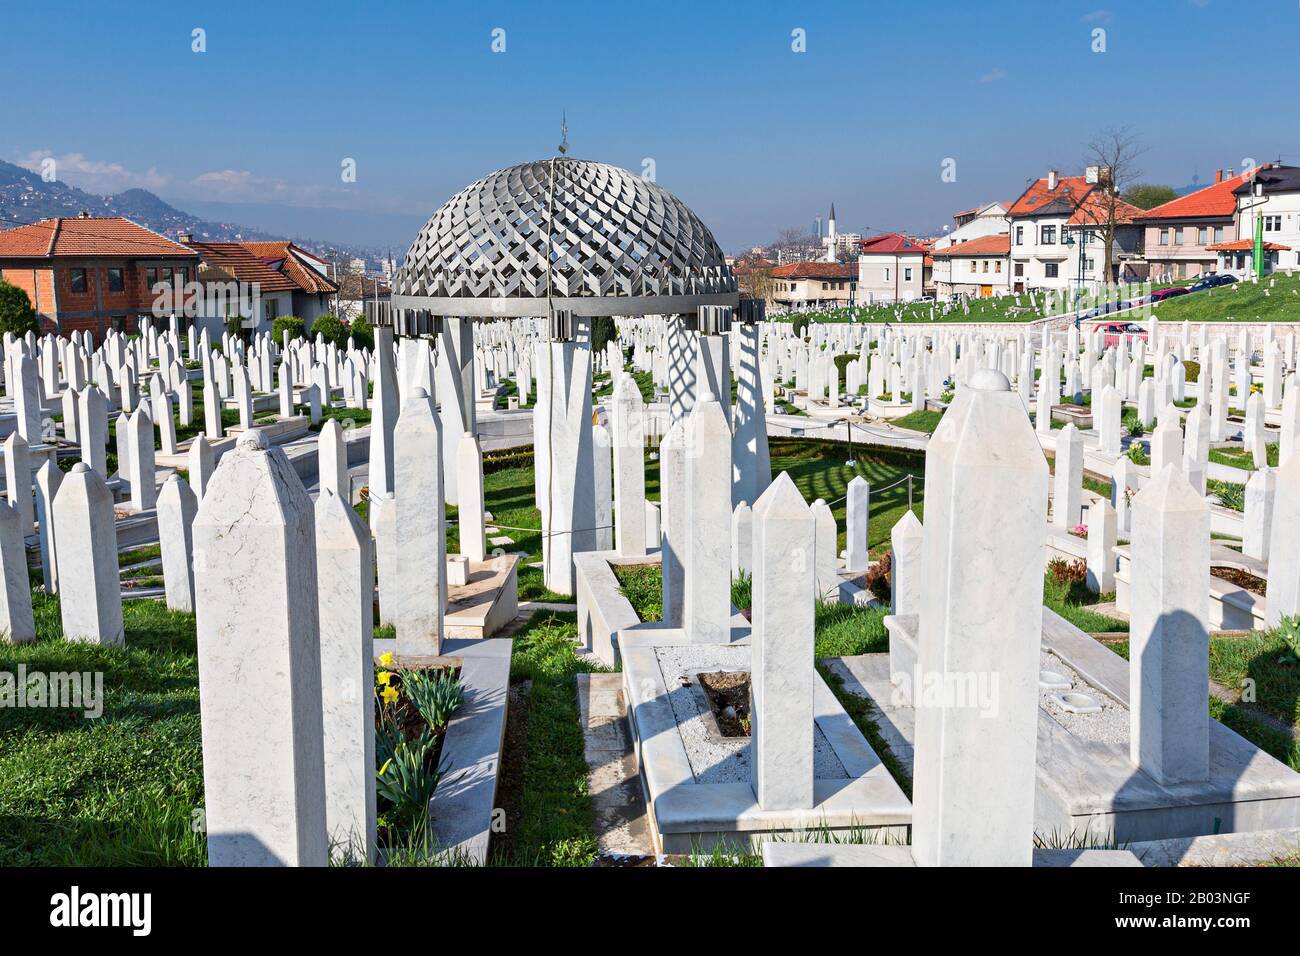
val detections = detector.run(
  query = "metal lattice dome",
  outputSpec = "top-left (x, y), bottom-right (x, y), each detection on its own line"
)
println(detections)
top-left (392, 158), bottom-right (738, 318)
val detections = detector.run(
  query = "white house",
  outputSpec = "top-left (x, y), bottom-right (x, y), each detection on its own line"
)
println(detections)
top-left (1210, 165), bottom-right (1300, 276)
top-left (1007, 169), bottom-right (1144, 294)
top-left (931, 233), bottom-right (1011, 298)
top-left (932, 201), bottom-right (1009, 251)
top-left (856, 233), bottom-right (930, 304)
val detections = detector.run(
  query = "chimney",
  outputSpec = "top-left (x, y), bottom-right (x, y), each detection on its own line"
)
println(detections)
top-left (178, 232), bottom-right (193, 244)
top-left (1227, 167), bottom-right (1235, 178)
top-left (1047, 169), bottom-right (1058, 191)
top-left (77, 210), bottom-right (91, 219)
top-left (1214, 170), bottom-right (1222, 184)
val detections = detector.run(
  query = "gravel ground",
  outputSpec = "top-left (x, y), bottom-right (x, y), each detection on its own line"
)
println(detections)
top-left (1039, 651), bottom-right (1129, 745)
top-left (654, 645), bottom-right (848, 784)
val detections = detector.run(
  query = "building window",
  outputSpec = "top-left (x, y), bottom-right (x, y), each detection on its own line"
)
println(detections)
top-left (981, 260), bottom-right (989, 273)
top-left (969, 260), bottom-right (977, 273)
top-left (995, 260), bottom-right (1002, 273)
top-left (265, 299), bottom-right (279, 321)
top-left (1044, 263), bottom-right (1059, 278)
top-left (1214, 226), bottom-right (1225, 243)
top-left (1174, 227), bottom-right (1184, 244)
top-left (884, 268), bottom-right (890, 281)
top-left (70, 268), bottom-right (88, 294)
top-left (1197, 227), bottom-right (1208, 245)
top-left (904, 267), bottom-right (913, 282)
top-left (1040, 225), bottom-right (1056, 245)
top-left (1264, 215), bottom-right (1282, 232)
top-left (177, 267), bottom-right (189, 285)
top-left (1015, 226), bottom-right (1024, 245)
top-left (160, 267), bottom-right (173, 283)
top-left (146, 267), bottom-right (158, 289)
top-left (1083, 258), bottom-right (1095, 271)
top-left (1159, 229), bottom-right (1169, 245)
top-left (1014, 262), bottom-right (1024, 276)
top-left (107, 268), bottom-right (124, 292)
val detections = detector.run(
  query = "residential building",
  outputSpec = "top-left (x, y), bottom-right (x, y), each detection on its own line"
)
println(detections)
top-left (1007, 168), bottom-right (1144, 293)
top-left (1212, 164), bottom-right (1300, 276)
top-left (855, 233), bottom-right (930, 303)
top-left (1136, 168), bottom-right (1254, 281)
top-left (932, 201), bottom-right (1009, 251)
top-left (185, 239), bottom-right (338, 337)
top-left (770, 261), bottom-right (854, 310)
top-left (931, 233), bottom-right (1011, 298)
top-left (0, 215), bottom-right (199, 337)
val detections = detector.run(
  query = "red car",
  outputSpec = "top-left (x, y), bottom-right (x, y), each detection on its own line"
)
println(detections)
top-left (1092, 321), bottom-right (1149, 349)
top-left (1149, 286), bottom-right (1190, 302)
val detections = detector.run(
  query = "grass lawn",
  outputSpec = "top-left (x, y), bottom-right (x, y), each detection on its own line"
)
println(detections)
top-left (492, 611), bottom-right (605, 866)
top-left (891, 409), bottom-right (945, 433)
top-left (1209, 443), bottom-right (1278, 471)
top-left (767, 437), bottom-right (925, 558)
top-left (1044, 570), bottom-right (1128, 633)
top-left (1107, 634), bottom-right (1300, 773)
top-left (1150, 270), bottom-right (1300, 323)
top-left (0, 595), bottom-right (205, 866)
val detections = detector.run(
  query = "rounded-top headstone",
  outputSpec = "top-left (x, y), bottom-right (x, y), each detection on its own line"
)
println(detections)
top-left (968, 368), bottom-right (1011, 392)
top-left (71, 462), bottom-right (90, 474)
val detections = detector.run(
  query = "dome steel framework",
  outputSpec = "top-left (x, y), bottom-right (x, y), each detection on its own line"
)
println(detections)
top-left (392, 158), bottom-right (739, 318)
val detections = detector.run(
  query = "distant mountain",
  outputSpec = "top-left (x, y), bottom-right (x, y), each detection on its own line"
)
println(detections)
top-left (0, 159), bottom-right (388, 269)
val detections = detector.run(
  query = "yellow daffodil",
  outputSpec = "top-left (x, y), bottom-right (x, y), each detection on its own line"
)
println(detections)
top-left (381, 685), bottom-right (399, 705)
top-left (379, 652), bottom-right (394, 667)
top-left (376, 671), bottom-right (393, 686)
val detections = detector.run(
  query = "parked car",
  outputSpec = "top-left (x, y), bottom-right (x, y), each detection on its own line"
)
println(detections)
top-left (1092, 321), bottom-right (1148, 349)
top-left (1079, 298), bottom-right (1134, 320)
top-left (1150, 286), bottom-right (1191, 302)
top-left (1189, 273), bottom-right (1237, 293)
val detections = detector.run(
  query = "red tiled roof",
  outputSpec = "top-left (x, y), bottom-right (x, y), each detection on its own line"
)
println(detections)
top-left (240, 241), bottom-right (339, 294)
top-left (0, 217), bottom-right (198, 259)
top-left (1206, 240), bottom-right (1291, 252)
top-left (1067, 191), bottom-right (1145, 226)
top-left (1140, 172), bottom-right (1253, 220)
top-left (857, 233), bottom-right (928, 255)
top-left (770, 261), bottom-right (854, 279)
top-left (931, 233), bottom-right (1011, 257)
top-left (187, 241), bottom-right (299, 292)
top-left (1006, 175), bottom-right (1091, 217)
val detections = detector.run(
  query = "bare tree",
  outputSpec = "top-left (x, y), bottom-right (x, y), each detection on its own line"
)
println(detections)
top-left (1076, 127), bottom-right (1146, 286)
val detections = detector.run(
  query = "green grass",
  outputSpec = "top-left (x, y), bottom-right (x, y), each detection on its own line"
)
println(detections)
top-left (1209, 443), bottom-right (1278, 471)
top-left (496, 611), bottom-right (605, 866)
top-left (1043, 571), bottom-right (1128, 633)
top-left (1151, 270), bottom-right (1300, 323)
top-left (1107, 637), bottom-right (1300, 772)
top-left (611, 563), bottom-right (662, 622)
top-left (891, 409), bottom-right (944, 433)
top-left (769, 437), bottom-right (925, 558)
top-left (1207, 478), bottom-right (1246, 512)
top-left (813, 602), bottom-right (890, 657)
top-left (817, 662), bottom-right (912, 798)
top-left (309, 406), bottom-right (371, 432)
top-left (0, 594), bottom-right (205, 866)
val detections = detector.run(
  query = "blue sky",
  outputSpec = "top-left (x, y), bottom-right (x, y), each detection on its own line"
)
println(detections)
top-left (2, 0), bottom-right (1297, 252)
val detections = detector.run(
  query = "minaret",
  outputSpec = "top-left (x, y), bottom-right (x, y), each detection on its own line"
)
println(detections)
top-left (824, 203), bottom-right (837, 262)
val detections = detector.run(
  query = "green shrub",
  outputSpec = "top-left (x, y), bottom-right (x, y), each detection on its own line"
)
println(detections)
top-left (1183, 359), bottom-right (1200, 383)
top-left (348, 315), bottom-right (374, 351)
top-left (271, 315), bottom-right (305, 345)
top-left (0, 279), bottom-right (38, 337)
top-left (309, 313), bottom-right (346, 348)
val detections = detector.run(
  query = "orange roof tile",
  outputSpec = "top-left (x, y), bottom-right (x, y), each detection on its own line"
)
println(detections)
top-left (0, 217), bottom-right (198, 259)
top-left (1140, 172), bottom-right (1253, 220)
top-left (857, 233), bottom-right (928, 255)
top-left (241, 241), bottom-right (338, 294)
top-left (1206, 240), bottom-right (1291, 252)
top-left (931, 233), bottom-right (1011, 257)
top-left (770, 261), bottom-right (854, 279)
top-left (1067, 192), bottom-right (1145, 226)
top-left (1006, 175), bottom-right (1091, 217)
top-left (187, 241), bottom-right (299, 292)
